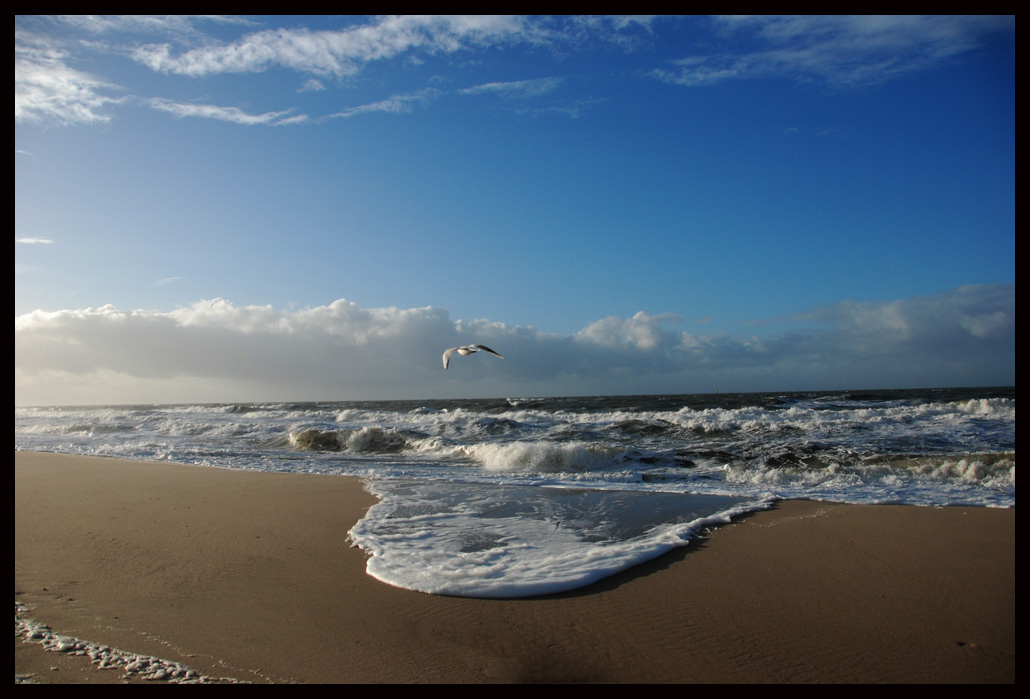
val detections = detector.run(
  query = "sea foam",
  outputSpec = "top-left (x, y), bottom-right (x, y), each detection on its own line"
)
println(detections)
top-left (348, 480), bottom-right (771, 598)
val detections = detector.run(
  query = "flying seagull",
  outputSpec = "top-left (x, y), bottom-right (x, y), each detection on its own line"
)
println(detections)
top-left (443, 344), bottom-right (504, 370)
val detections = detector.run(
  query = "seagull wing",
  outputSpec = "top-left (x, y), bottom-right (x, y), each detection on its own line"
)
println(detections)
top-left (442, 347), bottom-right (458, 370)
top-left (472, 345), bottom-right (504, 359)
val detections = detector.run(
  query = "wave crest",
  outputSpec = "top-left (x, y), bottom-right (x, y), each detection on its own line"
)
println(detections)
top-left (472, 441), bottom-right (625, 473)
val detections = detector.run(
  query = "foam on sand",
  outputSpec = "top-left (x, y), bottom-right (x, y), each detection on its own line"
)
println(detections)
top-left (349, 480), bottom-right (772, 597)
top-left (15, 603), bottom-right (238, 684)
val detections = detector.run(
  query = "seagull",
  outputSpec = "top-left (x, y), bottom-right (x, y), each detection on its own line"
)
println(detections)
top-left (443, 344), bottom-right (504, 370)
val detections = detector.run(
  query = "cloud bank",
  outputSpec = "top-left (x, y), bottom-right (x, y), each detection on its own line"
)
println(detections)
top-left (15, 285), bottom-right (1014, 405)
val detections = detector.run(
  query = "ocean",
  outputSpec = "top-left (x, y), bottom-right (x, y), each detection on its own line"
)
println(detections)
top-left (15, 387), bottom-right (1015, 598)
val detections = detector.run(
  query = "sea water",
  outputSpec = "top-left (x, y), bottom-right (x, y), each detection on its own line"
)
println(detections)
top-left (15, 387), bottom-right (1015, 597)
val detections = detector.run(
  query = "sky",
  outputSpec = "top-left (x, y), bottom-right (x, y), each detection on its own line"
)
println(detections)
top-left (15, 15), bottom-right (1015, 405)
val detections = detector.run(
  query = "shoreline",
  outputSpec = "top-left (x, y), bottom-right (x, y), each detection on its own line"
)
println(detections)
top-left (15, 451), bottom-right (1015, 683)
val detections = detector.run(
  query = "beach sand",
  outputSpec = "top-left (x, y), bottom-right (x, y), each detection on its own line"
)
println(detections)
top-left (15, 452), bottom-right (1014, 683)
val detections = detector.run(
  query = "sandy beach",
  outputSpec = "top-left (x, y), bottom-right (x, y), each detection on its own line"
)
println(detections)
top-left (15, 451), bottom-right (1014, 683)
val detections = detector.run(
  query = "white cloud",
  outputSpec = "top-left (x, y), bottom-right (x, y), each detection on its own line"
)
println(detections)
top-left (299, 78), bottom-right (327, 93)
top-left (146, 97), bottom-right (301, 125)
top-left (14, 285), bottom-right (1014, 405)
top-left (653, 15), bottom-right (1015, 88)
top-left (131, 15), bottom-right (534, 78)
top-left (16, 237), bottom-right (54, 245)
top-left (52, 15), bottom-right (255, 38)
top-left (457, 78), bottom-right (591, 118)
top-left (325, 89), bottom-right (440, 120)
top-left (575, 311), bottom-right (683, 350)
top-left (459, 78), bottom-right (563, 98)
top-left (14, 32), bottom-right (122, 125)
top-left (14, 16), bottom-right (537, 130)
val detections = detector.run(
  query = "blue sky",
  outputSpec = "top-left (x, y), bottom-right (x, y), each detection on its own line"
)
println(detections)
top-left (15, 16), bottom-right (1015, 404)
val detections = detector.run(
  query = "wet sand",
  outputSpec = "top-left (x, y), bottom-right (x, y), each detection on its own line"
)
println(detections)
top-left (15, 452), bottom-right (1014, 683)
